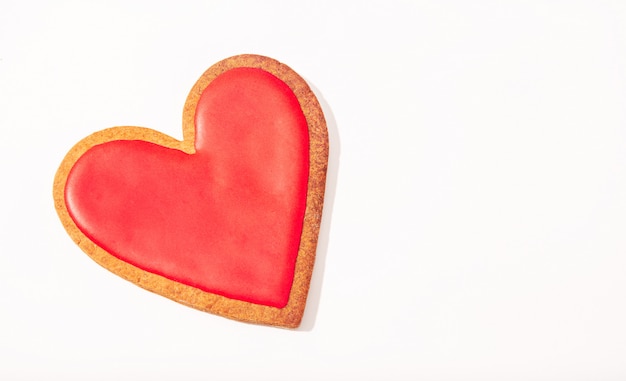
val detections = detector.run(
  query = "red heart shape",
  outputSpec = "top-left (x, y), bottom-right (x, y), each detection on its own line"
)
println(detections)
top-left (54, 55), bottom-right (328, 327)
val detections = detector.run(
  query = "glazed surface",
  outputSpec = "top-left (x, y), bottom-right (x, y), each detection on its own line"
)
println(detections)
top-left (64, 68), bottom-right (310, 308)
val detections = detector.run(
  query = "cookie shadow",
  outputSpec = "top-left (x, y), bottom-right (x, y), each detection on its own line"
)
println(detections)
top-left (298, 80), bottom-right (340, 331)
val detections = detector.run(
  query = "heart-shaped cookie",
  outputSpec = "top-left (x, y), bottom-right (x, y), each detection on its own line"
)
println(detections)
top-left (53, 55), bottom-right (328, 328)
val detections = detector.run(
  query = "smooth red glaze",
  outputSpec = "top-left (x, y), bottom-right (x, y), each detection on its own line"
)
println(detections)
top-left (65, 68), bottom-right (310, 308)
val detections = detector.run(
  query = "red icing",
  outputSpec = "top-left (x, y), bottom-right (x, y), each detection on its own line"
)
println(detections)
top-left (64, 68), bottom-right (310, 308)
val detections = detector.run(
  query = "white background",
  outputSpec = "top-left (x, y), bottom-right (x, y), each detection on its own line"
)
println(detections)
top-left (2, 1), bottom-right (626, 379)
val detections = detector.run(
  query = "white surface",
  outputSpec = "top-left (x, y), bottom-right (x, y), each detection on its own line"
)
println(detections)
top-left (2, 1), bottom-right (626, 379)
